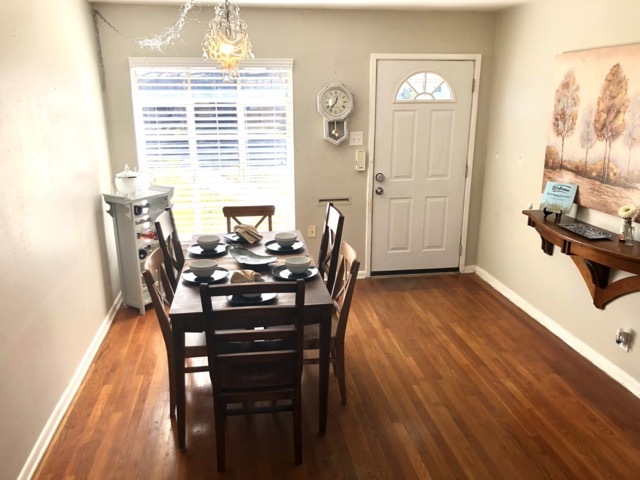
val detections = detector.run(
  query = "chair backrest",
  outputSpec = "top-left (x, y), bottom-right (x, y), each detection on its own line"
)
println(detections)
top-left (155, 207), bottom-right (185, 291)
top-left (200, 280), bottom-right (305, 399)
top-left (332, 241), bottom-right (360, 343)
top-left (222, 205), bottom-right (275, 233)
top-left (317, 203), bottom-right (345, 294)
top-left (142, 248), bottom-right (175, 354)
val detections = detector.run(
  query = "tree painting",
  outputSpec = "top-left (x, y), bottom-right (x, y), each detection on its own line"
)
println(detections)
top-left (623, 93), bottom-right (640, 181)
top-left (579, 103), bottom-right (596, 176)
top-left (552, 70), bottom-right (580, 169)
top-left (593, 63), bottom-right (629, 183)
top-left (543, 44), bottom-right (640, 217)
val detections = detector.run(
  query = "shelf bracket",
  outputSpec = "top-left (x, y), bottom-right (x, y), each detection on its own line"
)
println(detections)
top-left (523, 209), bottom-right (640, 309)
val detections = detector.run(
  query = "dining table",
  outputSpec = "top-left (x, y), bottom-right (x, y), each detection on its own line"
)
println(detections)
top-left (169, 230), bottom-right (333, 449)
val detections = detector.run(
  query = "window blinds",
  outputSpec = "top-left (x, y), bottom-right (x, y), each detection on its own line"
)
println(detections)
top-left (129, 58), bottom-right (295, 237)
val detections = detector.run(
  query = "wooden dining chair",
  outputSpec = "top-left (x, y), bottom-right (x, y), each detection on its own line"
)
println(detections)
top-left (200, 280), bottom-right (306, 472)
top-left (142, 248), bottom-right (208, 418)
top-left (222, 205), bottom-right (275, 233)
top-left (155, 206), bottom-right (185, 291)
top-left (317, 202), bottom-right (345, 294)
top-left (304, 241), bottom-right (359, 405)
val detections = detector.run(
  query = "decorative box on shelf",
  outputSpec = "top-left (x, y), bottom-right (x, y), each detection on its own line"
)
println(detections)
top-left (103, 185), bottom-right (174, 313)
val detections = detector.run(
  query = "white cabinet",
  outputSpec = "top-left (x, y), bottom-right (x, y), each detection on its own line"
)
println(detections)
top-left (103, 185), bottom-right (174, 313)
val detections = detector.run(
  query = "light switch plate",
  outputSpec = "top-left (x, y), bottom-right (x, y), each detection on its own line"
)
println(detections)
top-left (349, 131), bottom-right (363, 146)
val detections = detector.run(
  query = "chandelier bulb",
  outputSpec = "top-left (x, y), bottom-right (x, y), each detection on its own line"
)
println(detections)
top-left (202, 0), bottom-right (253, 80)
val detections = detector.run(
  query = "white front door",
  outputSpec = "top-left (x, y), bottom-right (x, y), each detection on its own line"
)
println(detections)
top-left (371, 58), bottom-right (476, 273)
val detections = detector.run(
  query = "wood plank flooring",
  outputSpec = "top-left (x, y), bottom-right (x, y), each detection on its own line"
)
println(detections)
top-left (34, 274), bottom-right (640, 479)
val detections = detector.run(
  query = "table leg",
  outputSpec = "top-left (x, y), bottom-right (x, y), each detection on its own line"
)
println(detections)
top-left (173, 326), bottom-right (187, 449)
top-left (318, 310), bottom-right (330, 435)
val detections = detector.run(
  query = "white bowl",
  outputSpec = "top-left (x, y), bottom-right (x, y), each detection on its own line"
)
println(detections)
top-left (190, 259), bottom-right (217, 278)
top-left (275, 231), bottom-right (297, 247)
top-left (197, 234), bottom-right (220, 251)
top-left (286, 255), bottom-right (311, 274)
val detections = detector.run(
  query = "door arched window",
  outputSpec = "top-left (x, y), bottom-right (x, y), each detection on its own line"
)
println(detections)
top-left (396, 72), bottom-right (454, 102)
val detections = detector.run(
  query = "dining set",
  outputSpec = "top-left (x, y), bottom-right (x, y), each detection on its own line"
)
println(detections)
top-left (141, 203), bottom-right (359, 472)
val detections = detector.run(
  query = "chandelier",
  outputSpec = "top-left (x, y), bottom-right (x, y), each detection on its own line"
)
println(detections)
top-left (202, 0), bottom-right (254, 81)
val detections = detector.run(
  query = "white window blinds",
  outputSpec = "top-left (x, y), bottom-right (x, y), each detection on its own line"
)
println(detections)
top-left (129, 58), bottom-right (295, 237)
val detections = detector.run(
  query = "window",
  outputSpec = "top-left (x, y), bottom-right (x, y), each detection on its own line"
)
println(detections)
top-left (129, 58), bottom-right (294, 237)
top-left (396, 71), bottom-right (453, 102)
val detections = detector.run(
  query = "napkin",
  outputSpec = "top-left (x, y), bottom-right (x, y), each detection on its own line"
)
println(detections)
top-left (234, 224), bottom-right (263, 244)
top-left (229, 269), bottom-right (262, 284)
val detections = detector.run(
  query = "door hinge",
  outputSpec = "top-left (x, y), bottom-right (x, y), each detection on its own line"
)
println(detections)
top-left (472, 78), bottom-right (476, 93)
top-left (465, 165), bottom-right (469, 178)
top-left (459, 243), bottom-right (463, 256)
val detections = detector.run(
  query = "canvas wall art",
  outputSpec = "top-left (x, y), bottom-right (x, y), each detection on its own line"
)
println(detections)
top-left (544, 43), bottom-right (640, 216)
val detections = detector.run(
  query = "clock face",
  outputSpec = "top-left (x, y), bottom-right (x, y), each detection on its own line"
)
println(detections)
top-left (319, 86), bottom-right (353, 119)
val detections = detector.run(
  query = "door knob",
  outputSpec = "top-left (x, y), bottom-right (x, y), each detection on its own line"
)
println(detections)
top-left (375, 186), bottom-right (384, 195)
top-left (375, 172), bottom-right (385, 182)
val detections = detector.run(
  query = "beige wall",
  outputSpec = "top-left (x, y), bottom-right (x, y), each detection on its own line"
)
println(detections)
top-left (6, 0), bottom-right (640, 477)
top-left (479, 0), bottom-right (640, 385)
top-left (0, 0), bottom-right (115, 478)
top-left (95, 4), bottom-right (497, 263)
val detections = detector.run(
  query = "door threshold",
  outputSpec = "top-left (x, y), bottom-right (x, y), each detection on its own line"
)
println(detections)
top-left (370, 268), bottom-right (459, 277)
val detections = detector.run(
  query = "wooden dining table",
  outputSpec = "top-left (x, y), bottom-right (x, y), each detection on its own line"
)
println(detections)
top-left (169, 230), bottom-right (333, 449)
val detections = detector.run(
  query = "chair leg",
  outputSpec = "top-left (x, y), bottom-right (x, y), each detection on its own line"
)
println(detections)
top-left (330, 347), bottom-right (338, 377)
top-left (214, 401), bottom-right (226, 472)
top-left (167, 356), bottom-right (176, 417)
top-left (293, 393), bottom-right (303, 465)
top-left (334, 343), bottom-right (347, 405)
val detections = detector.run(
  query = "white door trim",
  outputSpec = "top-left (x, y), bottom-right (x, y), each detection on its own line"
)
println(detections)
top-left (365, 53), bottom-right (482, 277)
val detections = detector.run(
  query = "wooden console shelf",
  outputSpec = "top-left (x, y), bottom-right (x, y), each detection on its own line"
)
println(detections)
top-left (523, 209), bottom-right (640, 309)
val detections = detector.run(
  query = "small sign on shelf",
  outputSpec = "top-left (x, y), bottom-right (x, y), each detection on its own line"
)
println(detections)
top-left (540, 181), bottom-right (577, 216)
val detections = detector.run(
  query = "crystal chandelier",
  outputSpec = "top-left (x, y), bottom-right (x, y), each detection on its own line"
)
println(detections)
top-left (202, 0), bottom-right (254, 81)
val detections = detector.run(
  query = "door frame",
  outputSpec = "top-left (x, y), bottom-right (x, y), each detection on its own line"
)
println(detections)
top-left (365, 53), bottom-right (482, 277)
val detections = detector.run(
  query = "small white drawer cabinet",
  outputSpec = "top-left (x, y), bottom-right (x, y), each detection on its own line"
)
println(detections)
top-left (103, 185), bottom-right (174, 313)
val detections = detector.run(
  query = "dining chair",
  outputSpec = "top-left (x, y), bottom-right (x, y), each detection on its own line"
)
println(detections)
top-left (304, 240), bottom-right (359, 405)
top-left (200, 279), bottom-right (306, 472)
top-left (317, 202), bottom-right (345, 294)
top-left (142, 248), bottom-right (208, 418)
top-left (155, 206), bottom-right (185, 291)
top-left (222, 205), bottom-right (275, 233)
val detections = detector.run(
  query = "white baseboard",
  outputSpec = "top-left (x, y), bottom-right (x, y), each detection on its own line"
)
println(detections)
top-left (461, 264), bottom-right (476, 274)
top-left (474, 266), bottom-right (640, 399)
top-left (18, 293), bottom-right (123, 480)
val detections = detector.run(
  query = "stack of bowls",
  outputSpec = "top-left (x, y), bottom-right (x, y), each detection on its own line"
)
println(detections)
top-left (285, 256), bottom-right (311, 274)
top-left (197, 234), bottom-right (220, 251)
top-left (190, 259), bottom-right (217, 278)
top-left (275, 231), bottom-right (297, 247)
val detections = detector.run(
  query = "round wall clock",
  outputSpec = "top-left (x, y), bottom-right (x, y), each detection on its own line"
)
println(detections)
top-left (318, 83), bottom-right (354, 120)
top-left (317, 83), bottom-right (354, 145)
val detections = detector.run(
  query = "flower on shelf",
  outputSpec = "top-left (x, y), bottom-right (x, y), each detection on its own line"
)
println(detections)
top-left (618, 204), bottom-right (638, 220)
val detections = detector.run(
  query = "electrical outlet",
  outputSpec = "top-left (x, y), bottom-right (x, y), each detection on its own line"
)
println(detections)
top-left (615, 329), bottom-right (632, 352)
top-left (308, 225), bottom-right (316, 238)
top-left (349, 131), bottom-right (363, 146)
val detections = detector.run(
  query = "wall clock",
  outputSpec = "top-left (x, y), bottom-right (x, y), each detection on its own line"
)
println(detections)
top-left (317, 83), bottom-right (354, 145)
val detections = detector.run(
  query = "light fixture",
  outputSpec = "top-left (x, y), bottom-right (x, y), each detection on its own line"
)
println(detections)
top-left (202, 0), bottom-right (254, 81)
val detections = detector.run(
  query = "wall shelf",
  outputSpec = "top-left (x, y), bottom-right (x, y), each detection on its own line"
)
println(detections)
top-left (523, 209), bottom-right (640, 309)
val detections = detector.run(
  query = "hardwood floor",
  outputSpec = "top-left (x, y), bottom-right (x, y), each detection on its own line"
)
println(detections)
top-left (34, 274), bottom-right (640, 479)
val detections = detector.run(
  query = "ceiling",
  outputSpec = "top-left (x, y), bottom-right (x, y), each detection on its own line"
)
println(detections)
top-left (91, 0), bottom-right (533, 11)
